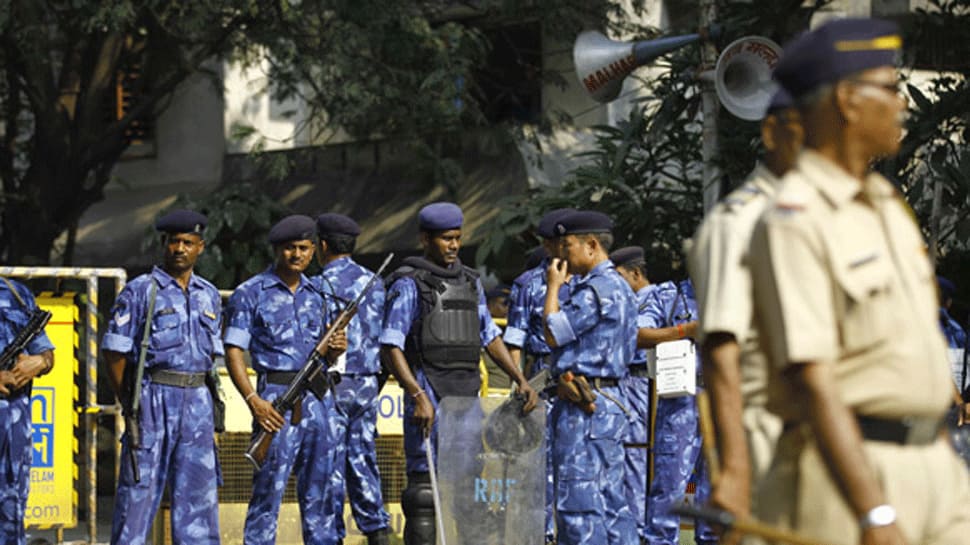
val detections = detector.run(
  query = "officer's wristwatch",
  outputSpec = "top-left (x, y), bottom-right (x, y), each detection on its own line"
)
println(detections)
top-left (859, 504), bottom-right (896, 530)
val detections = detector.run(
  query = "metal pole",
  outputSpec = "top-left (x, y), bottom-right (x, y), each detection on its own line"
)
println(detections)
top-left (700, 0), bottom-right (721, 212)
top-left (86, 274), bottom-right (98, 545)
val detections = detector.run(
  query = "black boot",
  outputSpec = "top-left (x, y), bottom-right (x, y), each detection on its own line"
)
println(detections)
top-left (402, 472), bottom-right (436, 545)
top-left (366, 529), bottom-right (391, 545)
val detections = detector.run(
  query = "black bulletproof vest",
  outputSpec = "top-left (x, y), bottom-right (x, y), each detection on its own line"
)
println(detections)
top-left (390, 256), bottom-right (482, 397)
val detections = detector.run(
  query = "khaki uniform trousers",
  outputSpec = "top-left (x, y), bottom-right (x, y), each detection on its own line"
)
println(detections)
top-left (756, 427), bottom-right (970, 545)
top-left (740, 406), bottom-right (782, 545)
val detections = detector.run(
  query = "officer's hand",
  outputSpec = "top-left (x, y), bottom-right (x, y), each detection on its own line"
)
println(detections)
top-left (708, 469), bottom-right (750, 545)
top-left (10, 353), bottom-right (46, 388)
top-left (248, 395), bottom-right (286, 433)
top-left (546, 258), bottom-right (568, 287)
top-left (325, 326), bottom-right (348, 361)
top-left (0, 370), bottom-right (14, 396)
top-left (413, 391), bottom-right (435, 437)
top-left (862, 523), bottom-right (908, 545)
top-left (515, 381), bottom-right (539, 414)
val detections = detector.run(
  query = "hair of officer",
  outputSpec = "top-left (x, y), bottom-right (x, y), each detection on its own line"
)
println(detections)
top-left (323, 234), bottom-right (356, 255)
top-left (577, 232), bottom-right (613, 252)
top-left (618, 259), bottom-right (648, 279)
top-left (794, 82), bottom-right (835, 112)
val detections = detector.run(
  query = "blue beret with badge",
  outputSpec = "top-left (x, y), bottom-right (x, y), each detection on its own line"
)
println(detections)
top-left (554, 210), bottom-right (613, 236)
top-left (610, 246), bottom-right (645, 268)
top-left (765, 87), bottom-right (794, 115)
top-left (155, 209), bottom-right (207, 235)
top-left (316, 213), bottom-right (361, 237)
top-left (536, 208), bottom-right (576, 239)
top-left (268, 214), bottom-right (317, 244)
top-left (774, 17), bottom-right (901, 98)
top-left (418, 202), bottom-right (463, 231)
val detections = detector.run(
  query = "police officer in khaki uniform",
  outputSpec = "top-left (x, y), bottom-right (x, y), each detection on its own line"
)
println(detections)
top-left (749, 18), bottom-right (970, 545)
top-left (687, 88), bottom-right (802, 529)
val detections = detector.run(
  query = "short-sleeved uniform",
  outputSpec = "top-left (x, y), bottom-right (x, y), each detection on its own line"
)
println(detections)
top-left (504, 258), bottom-right (570, 539)
top-left (641, 279), bottom-right (717, 545)
top-left (224, 269), bottom-right (338, 545)
top-left (750, 151), bottom-right (970, 545)
top-left (0, 279), bottom-right (54, 545)
top-left (688, 164), bottom-right (784, 485)
top-left (940, 307), bottom-right (968, 394)
top-left (103, 267), bottom-right (224, 545)
top-left (545, 259), bottom-right (638, 545)
top-left (314, 256), bottom-right (390, 537)
top-left (380, 268), bottom-right (501, 474)
top-left (619, 283), bottom-right (657, 540)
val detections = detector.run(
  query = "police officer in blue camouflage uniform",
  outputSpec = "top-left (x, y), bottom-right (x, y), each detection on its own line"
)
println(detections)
top-left (938, 276), bottom-right (969, 394)
top-left (104, 209), bottom-right (224, 545)
top-left (542, 210), bottom-right (638, 545)
top-left (224, 215), bottom-right (347, 545)
top-left (0, 277), bottom-right (54, 545)
top-left (380, 201), bottom-right (538, 545)
top-left (314, 213), bottom-right (391, 545)
top-left (640, 278), bottom-right (716, 545)
top-left (504, 208), bottom-right (573, 544)
top-left (609, 246), bottom-right (658, 544)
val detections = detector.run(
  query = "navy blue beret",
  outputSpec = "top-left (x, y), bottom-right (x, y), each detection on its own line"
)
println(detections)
top-left (268, 215), bottom-right (317, 244)
top-left (316, 213), bottom-right (361, 237)
top-left (486, 284), bottom-right (511, 300)
top-left (774, 17), bottom-right (901, 98)
top-left (938, 276), bottom-right (956, 300)
top-left (610, 246), bottom-right (645, 267)
top-left (537, 208), bottom-right (576, 239)
top-left (525, 246), bottom-right (549, 269)
top-left (155, 209), bottom-right (207, 235)
top-left (765, 87), bottom-right (794, 115)
top-left (554, 210), bottom-right (613, 236)
top-left (419, 202), bottom-right (463, 231)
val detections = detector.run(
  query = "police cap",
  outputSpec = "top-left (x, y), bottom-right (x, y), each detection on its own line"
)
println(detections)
top-left (155, 209), bottom-right (207, 235)
top-left (938, 276), bottom-right (956, 301)
top-left (554, 210), bottom-right (613, 236)
top-left (316, 213), bottom-right (361, 238)
top-left (268, 215), bottom-right (317, 245)
top-left (536, 208), bottom-right (576, 239)
top-left (774, 17), bottom-right (901, 99)
top-left (418, 202), bottom-right (463, 231)
top-left (610, 246), bottom-right (645, 268)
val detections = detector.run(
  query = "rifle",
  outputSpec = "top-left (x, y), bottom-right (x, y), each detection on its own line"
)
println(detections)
top-left (244, 253), bottom-right (394, 470)
top-left (0, 308), bottom-right (52, 395)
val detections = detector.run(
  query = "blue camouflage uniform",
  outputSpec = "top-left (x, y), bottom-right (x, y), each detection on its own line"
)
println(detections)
top-left (621, 283), bottom-right (658, 541)
top-left (380, 272), bottom-right (501, 474)
top-left (315, 256), bottom-right (390, 538)
top-left (224, 268), bottom-right (339, 545)
top-left (546, 259), bottom-right (638, 545)
top-left (104, 267), bottom-right (224, 545)
top-left (0, 279), bottom-right (55, 545)
top-left (941, 307), bottom-right (968, 394)
top-left (641, 279), bottom-right (716, 545)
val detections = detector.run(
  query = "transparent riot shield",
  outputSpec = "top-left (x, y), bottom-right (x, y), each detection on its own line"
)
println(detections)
top-left (436, 395), bottom-right (546, 545)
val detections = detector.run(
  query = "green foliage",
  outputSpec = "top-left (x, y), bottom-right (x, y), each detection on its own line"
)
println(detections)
top-left (143, 184), bottom-right (290, 288)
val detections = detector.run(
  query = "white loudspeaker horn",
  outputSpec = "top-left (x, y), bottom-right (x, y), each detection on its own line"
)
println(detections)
top-left (714, 36), bottom-right (782, 121)
top-left (574, 30), bottom-right (705, 103)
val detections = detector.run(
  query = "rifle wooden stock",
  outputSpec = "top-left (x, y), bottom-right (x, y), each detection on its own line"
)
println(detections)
top-left (243, 253), bottom-right (394, 471)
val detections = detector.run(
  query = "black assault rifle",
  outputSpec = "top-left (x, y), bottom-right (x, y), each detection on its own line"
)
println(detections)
top-left (244, 253), bottom-right (394, 470)
top-left (0, 308), bottom-right (52, 394)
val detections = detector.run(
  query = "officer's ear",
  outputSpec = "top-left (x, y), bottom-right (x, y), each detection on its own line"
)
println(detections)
top-left (419, 231), bottom-right (430, 250)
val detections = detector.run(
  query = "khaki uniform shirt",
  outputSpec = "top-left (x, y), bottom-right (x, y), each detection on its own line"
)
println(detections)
top-left (689, 164), bottom-right (777, 406)
top-left (750, 151), bottom-right (952, 422)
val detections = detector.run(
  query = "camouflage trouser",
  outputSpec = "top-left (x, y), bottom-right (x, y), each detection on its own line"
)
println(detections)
top-left (328, 375), bottom-right (390, 536)
top-left (620, 374), bottom-right (650, 539)
top-left (244, 381), bottom-right (337, 545)
top-left (111, 382), bottom-right (220, 545)
top-left (0, 395), bottom-right (31, 545)
top-left (643, 393), bottom-right (717, 545)
top-left (551, 385), bottom-right (637, 545)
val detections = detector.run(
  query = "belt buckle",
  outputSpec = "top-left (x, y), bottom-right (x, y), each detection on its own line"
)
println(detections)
top-left (901, 417), bottom-right (936, 445)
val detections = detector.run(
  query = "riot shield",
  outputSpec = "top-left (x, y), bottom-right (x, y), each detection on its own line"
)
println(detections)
top-left (436, 395), bottom-right (546, 545)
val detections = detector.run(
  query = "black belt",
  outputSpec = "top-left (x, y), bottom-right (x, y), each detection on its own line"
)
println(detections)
top-left (856, 415), bottom-right (942, 446)
top-left (589, 377), bottom-right (620, 388)
top-left (629, 366), bottom-right (650, 378)
top-left (148, 369), bottom-right (206, 388)
top-left (264, 371), bottom-right (299, 385)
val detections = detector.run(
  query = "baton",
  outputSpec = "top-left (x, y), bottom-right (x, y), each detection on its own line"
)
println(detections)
top-left (672, 504), bottom-right (838, 545)
top-left (425, 435), bottom-right (448, 545)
